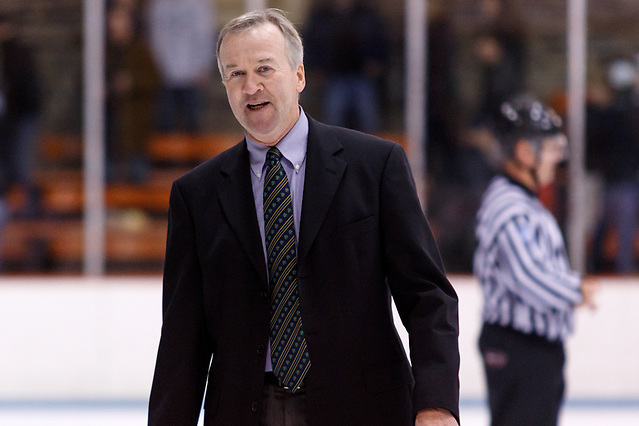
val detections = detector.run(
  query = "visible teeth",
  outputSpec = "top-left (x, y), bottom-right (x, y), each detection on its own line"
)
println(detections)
top-left (248, 102), bottom-right (267, 109)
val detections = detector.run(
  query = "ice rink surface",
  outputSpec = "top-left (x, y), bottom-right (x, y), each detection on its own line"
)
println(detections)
top-left (0, 401), bottom-right (638, 426)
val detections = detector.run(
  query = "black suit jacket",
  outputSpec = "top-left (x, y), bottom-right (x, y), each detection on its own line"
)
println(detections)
top-left (148, 118), bottom-right (460, 425)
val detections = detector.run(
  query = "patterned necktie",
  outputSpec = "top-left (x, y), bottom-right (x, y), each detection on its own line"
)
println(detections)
top-left (263, 147), bottom-right (311, 392)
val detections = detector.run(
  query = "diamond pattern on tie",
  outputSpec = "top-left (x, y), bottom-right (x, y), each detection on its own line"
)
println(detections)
top-left (264, 147), bottom-right (310, 392)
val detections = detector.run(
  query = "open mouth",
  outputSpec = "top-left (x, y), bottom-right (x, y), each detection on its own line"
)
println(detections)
top-left (247, 102), bottom-right (269, 110)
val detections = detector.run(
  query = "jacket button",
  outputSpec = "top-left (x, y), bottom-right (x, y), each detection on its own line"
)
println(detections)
top-left (260, 291), bottom-right (268, 300)
top-left (251, 402), bottom-right (259, 412)
top-left (257, 344), bottom-right (265, 354)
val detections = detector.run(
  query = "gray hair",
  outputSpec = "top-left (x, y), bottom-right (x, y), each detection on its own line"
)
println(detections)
top-left (216, 8), bottom-right (304, 77)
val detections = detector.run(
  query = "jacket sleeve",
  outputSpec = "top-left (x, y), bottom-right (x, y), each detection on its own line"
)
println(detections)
top-left (148, 181), bottom-right (213, 426)
top-left (380, 144), bottom-right (460, 422)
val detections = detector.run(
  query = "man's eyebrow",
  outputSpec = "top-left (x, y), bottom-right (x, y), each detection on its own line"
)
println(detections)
top-left (224, 58), bottom-right (272, 69)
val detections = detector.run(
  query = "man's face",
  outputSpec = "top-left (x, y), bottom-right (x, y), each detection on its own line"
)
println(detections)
top-left (535, 133), bottom-right (568, 186)
top-left (539, 134), bottom-right (568, 165)
top-left (218, 23), bottom-right (305, 146)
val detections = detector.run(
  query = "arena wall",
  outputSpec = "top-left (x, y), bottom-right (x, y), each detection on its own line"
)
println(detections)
top-left (0, 275), bottom-right (637, 403)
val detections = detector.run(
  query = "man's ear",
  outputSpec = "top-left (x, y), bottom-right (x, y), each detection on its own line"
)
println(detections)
top-left (296, 63), bottom-right (306, 93)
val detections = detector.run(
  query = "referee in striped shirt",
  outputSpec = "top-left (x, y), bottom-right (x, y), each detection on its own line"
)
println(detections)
top-left (473, 95), bottom-right (597, 426)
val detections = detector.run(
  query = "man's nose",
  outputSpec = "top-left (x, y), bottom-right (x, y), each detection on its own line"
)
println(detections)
top-left (243, 73), bottom-right (263, 95)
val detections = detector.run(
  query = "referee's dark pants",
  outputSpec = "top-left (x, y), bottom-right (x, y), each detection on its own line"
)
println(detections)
top-left (479, 323), bottom-right (565, 426)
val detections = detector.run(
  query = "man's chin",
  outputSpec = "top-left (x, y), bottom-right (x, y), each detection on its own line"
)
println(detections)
top-left (246, 129), bottom-right (280, 147)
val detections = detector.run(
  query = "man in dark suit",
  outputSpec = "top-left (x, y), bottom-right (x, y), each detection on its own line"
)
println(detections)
top-left (148, 8), bottom-right (459, 426)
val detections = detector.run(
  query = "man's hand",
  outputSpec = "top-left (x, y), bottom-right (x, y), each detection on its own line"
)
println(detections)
top-left (415, 408), bottom-right (458, 426)
top-left (580, 277), bottom-right (600, 311)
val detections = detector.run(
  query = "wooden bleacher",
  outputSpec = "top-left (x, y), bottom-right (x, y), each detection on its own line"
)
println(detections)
top-left (2, 217), bottom-right (168, 268)
top-left (5, 130), bottom-right (637, 274)
top-left (1, 132), bottom-right (242, 273)
top-left (0, 131), bottom-right (409, 273)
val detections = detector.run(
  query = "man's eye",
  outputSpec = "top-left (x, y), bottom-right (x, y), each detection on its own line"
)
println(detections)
top-left (258, 66), bottom-right (273, 73)
top-left (228, 71), bottom-right (244, 78)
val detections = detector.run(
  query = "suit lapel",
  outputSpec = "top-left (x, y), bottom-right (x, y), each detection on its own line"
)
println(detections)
top-left (217, 141), bottom-right (268, 287)
top-left (298, 120), bottom-right (347, 263)
top-left (215, 121), bottom-right (346, 283)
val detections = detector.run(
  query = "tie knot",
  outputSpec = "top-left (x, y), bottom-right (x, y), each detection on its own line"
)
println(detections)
top-left (266, 147), bottom-right (282, 168)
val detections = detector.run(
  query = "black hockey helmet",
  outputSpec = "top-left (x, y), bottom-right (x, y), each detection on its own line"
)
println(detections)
top-left (494, 94), bottom-right (563, 149)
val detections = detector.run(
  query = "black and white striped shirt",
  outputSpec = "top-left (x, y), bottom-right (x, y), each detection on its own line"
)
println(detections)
top-left (473, 175), bottom-right (583, 341)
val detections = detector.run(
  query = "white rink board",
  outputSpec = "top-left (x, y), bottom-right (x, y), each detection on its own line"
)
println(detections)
top-left (0, 275), bottom-right (637, 402)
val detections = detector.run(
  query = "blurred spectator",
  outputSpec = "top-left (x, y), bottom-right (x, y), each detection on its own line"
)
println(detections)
top-left (472, 0), bottom-right (527, 127)
top-left (589, 59), bottom-right (639, 273)
top-left (0, 115), bottom-right (8, 270)
top-left (425, 2), bottom-right (501, 272)
top-left (428, 124), bottom-right (500, 272)
top-left (0, 13), bottom-right (42, 219)
top-left (426, 0), bottom-right (459, 183)
top-left (429, 0), bottom-right (529, 272)
top-left (303, 0), bottom-right (389, 132)
top-left (106, 5), bottom-right (160, 182)
top-left (146, 0), bottom-right (215, 134)
top-left (109, 0), bottom-right (139, 12)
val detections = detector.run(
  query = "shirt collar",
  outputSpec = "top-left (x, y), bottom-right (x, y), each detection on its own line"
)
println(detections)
top-left (247, 107), bottom-right (308, 179)
top-left (501, 173), bottom-right (538, 198)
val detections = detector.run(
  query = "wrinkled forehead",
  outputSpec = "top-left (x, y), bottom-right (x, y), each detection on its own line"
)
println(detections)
top-left (220, 24), bottom-right (286, 61)
top-left (221, 23), bottom-right (283, 53)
